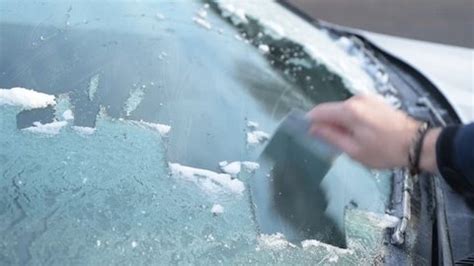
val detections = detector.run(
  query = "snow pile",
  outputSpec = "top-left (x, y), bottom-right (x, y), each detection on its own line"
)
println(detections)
top-left (258, 233), bottom-right (296, 250)
top-left (219, 161), bottom-right (260, 175)
top-left (62, 109), bottom-right (74, 120)
top-left (0, 87), bottom-right (55, 109)
top-left (72, 126), bottom-right (96, 135)
top-left (22, 121), bottom-right (67, 135)
top-left (211, 204), bottom-right (224, 215)
top-left (169, 163), bottom-right (245, 195)
top-left (130, 120), bottom-right (171, 136)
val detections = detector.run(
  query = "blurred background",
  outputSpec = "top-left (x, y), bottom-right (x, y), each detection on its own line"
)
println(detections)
top-left (285, 0), bottom-right (474, 48)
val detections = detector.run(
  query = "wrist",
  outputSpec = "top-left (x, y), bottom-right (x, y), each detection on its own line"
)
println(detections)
top-left (400, 118), bottom-right (422, 168)
top-left (419, 128), bottom-right (441, 174)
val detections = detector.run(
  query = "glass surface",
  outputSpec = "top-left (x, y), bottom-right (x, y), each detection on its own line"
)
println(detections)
top-left (0, 0), bottom-right (394, 264)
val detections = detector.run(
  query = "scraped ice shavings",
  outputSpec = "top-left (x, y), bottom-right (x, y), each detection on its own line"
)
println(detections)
top-left (169, 163), bottom-right (245, 195)
top-left (23, 121), bottom-right (67, 135)
top-left (211, 204), bottom-right (224, 214)
top-left (0, 87), bottom-right (55, 109)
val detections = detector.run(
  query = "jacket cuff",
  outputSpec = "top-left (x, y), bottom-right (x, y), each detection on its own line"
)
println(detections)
top-left (436, 125), bottom-right (473, 195)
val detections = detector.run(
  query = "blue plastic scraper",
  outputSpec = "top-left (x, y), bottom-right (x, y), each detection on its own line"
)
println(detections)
top-left (249, 110), bottom-right (346, 248)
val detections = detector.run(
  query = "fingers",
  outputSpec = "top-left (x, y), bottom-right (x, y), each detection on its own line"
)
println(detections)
top-left (307, 101), bottom-right (353, 128)
top-left (310, 124), bottom-right (358, 156)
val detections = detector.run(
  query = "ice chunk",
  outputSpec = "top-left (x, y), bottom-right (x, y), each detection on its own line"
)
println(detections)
top-left (241, 161), bottom-right (260, 172)
top-left (193, 16), bottom-right (212, 30)
top-left (22, 121), bottom-right (67, 135)
top-left (130, 120), bottom-right (171, 136)
top-left (169, 163), bottom-right (245, 194)
top-left (220, 161), bottom-right (241, 176)
top-left (219, 161), bottom-right (259, 175)
top-left (246, 120), bottom-right (259, 129)
top-left (246, 130), bottom-right (269, 145)
top-left (211, 204), bottom-right (224, 214)
top-left (0, 87), bottom-right (55, 109)
top-left (258, 44), bottom-right (270, 54)
top-left (62, 109), bottom-right (74, 120)
top-left (72, 126), bottom-right (96, 135)
top-left (124, 85), bottom-right (145, 116)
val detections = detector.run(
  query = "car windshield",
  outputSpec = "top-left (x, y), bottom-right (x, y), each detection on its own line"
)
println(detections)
top-left (1, 0), bottom-right (397, 264)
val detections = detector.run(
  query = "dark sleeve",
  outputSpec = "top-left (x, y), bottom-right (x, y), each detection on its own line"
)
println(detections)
top-left (436, 122), bottom-right (474, 194)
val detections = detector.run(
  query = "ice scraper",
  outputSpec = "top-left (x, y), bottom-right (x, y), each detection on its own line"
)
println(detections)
top-left (249, 110), bottom-right (347, 248)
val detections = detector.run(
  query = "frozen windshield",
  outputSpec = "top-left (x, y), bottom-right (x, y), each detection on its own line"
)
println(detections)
top-left (1, 0), bottom-right (397, 264)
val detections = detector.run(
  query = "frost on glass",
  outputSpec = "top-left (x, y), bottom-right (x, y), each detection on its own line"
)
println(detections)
top-left (2, 100), bottom-right (391, 265)
top-left (1, 0), bottom-right (396, 264)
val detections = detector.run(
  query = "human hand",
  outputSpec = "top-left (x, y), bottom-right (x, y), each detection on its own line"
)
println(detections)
top-left (307, 94), bottom-right (421, 169)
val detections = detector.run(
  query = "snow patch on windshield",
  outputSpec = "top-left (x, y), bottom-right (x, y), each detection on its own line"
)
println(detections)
top-left (22, 121), bottom-right (67, 135)
top-left (88, 74), bottom-right (100, 101)
top-left (124, 85), bottom-right (145, 116)
top-left (214, 0), bottom-right (377, 95)
top-left (0, 87), bottom-right (55, 109)
top-left (169, 163), bottom-right (245, 195)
